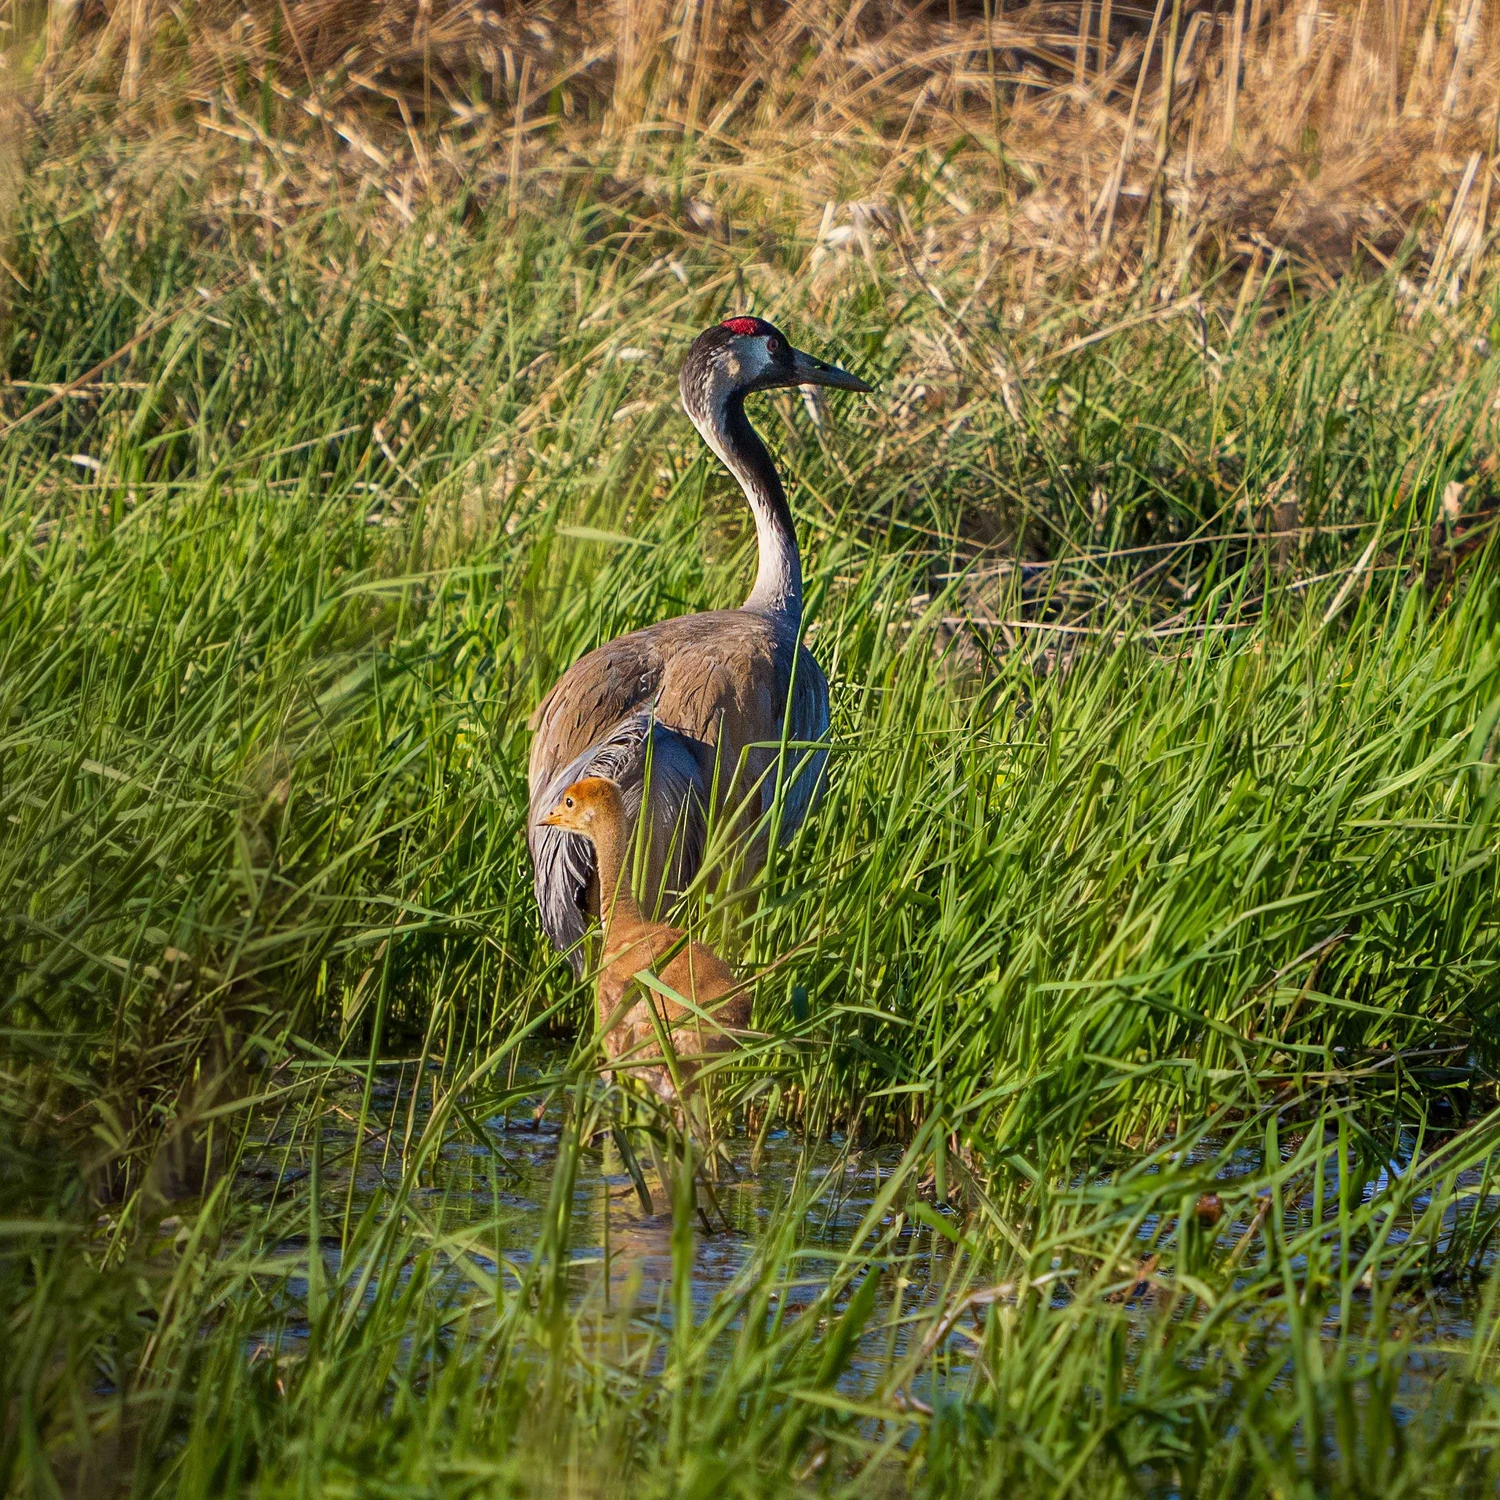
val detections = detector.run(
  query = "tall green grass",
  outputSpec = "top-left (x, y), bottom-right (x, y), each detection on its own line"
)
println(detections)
top-left (6, 143), bottom-right (1500, 1495)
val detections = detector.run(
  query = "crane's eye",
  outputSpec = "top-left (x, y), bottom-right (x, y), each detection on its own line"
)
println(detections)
top-left (765, 336), bottom-right (780, 352)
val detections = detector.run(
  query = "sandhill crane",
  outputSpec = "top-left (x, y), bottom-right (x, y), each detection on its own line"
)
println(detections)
top-left (528, 316), bottom-right (870, 969)
top-left (539, 774), bottom-right (749, 1101)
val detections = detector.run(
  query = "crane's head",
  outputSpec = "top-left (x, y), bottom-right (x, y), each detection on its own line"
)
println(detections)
top-left (539, 775), bottom-right (624, 838)
top-left (680, 316), bottom-right (872, 410)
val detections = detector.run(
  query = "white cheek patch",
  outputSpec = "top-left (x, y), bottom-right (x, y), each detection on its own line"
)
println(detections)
top-left (733, 337), bottom-right (775, 383)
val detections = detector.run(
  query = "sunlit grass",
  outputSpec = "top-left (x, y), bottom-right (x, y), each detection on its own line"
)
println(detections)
top-left (5, 133), bottom-right (1500, 1496)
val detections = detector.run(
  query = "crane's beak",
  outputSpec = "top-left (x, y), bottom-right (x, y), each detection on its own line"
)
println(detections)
top-left (790, 346), bottom-right (873, 393)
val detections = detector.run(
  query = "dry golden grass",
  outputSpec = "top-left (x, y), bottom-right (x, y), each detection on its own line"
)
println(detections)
top-left (4, 0), bottom-right (1497, 304)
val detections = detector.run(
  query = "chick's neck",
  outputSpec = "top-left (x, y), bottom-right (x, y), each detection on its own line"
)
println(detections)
top-left (588, 795), bottom-right (643, 935)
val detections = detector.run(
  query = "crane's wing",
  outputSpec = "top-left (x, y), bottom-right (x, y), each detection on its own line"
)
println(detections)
top-left (529, 632), bottom-right (665, 797)
top-left (528, 711), bottom-right (708, 972)
top-left (773, 641), bottom-right (831, 839)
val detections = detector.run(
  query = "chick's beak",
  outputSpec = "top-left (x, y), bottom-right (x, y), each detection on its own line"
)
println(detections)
top-left (790, 346), bottom-right (873, 393)
top-left (539, 810), bottom-right (561, 827)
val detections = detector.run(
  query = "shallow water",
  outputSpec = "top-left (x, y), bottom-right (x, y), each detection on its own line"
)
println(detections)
top-left (239, 1048), bottom-right (975, 1401)
top-left (237, 1047), bottom-right (1500, 1422)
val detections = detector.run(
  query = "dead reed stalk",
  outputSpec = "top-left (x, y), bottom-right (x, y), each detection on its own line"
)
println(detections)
top-left (2, 0), bottom-right (1497, 301)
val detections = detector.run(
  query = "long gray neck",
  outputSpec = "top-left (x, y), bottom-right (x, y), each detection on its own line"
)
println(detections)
top-left (688, 390), bottom-right (802, 620)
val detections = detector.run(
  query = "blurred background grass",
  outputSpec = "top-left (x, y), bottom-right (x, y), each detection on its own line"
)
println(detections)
top-left (5, 0), bottom-right (1500, 1495)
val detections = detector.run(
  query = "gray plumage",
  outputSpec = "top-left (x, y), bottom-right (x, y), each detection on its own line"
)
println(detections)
top-left (527, 316), bottom-right (870, 969)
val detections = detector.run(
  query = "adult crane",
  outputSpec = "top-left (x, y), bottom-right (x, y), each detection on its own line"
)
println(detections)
top-left (527, 316), bottom-right (870, 970)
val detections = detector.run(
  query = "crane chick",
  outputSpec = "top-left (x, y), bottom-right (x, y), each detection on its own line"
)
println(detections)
top-left (539, 775), bottom-right (750, 1101)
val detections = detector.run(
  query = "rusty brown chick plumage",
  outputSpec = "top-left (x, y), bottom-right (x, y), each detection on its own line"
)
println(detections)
top-left (540, 775), bottom-right (750, 1101)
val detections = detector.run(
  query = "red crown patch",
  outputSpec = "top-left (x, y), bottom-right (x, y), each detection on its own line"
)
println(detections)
top-left (721, 316), bottom-right (770, 336)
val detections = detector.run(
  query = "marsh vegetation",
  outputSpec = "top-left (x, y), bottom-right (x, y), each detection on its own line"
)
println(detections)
top-left (5, 0), bottom-right (1500, 1493)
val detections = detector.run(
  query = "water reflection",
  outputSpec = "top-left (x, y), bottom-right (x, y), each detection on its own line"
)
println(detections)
top-left (240, 1049), bottom-right (974, 1398)
top-left (238, 1047), bottom-right (1500, 1419)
